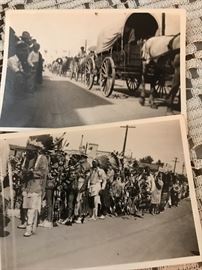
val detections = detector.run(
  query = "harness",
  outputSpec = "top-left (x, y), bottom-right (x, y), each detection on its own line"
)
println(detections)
top-left (167, 33), bottom-right (180, 58)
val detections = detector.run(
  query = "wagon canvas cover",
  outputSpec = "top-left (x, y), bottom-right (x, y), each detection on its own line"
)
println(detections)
top-left (96, 12), bottom-right (159, 54)
top-left (96, 17), bottom-right (125, 54)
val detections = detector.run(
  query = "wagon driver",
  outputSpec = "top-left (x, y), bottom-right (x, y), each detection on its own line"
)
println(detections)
top-left (78, 46), bottom-right (86, 59)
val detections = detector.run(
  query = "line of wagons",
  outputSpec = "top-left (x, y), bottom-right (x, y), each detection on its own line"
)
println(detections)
top-left (53, 12), bottom-right (180, 107)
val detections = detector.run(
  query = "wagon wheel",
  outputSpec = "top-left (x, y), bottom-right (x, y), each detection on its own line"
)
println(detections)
top-left (84, 57), bottom-right (95, 90)
top-left (100, 57), bottom-right (115, 97)
top-left (154, 76), bottom-right (169, 99)
top-left (155, 82), bottom-right (167, 98)
top-left (126, 77), bottom-right (141, 92)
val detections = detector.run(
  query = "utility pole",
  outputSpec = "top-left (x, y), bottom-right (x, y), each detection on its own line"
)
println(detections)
top-left (79, 134), bottom-right (84, 152)
top-left (85, 143), bottom-right (88, 154)
top-left (120, 125), bottom-right (136, 156)
top-left (182, 162), bottom-right (185, 175)
top-left (162, 13), bottom-right (166, 35)
top-left (172, 157), bottom-right (179, 174)
top-left (85, 40), bottom-right (87, 52)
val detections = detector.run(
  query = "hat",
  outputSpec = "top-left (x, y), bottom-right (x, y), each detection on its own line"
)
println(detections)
top-left (21, 31), bottom-right (31, 40)
top-left (27, 139), bottom-right (44, 150)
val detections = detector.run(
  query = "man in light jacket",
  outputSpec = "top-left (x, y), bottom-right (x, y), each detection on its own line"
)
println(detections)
top-left (23, 146), bottom-right (49, 237)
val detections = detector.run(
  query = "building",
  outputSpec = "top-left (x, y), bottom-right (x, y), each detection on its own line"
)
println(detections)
top-left (9, 144), bottom-right (26, 158)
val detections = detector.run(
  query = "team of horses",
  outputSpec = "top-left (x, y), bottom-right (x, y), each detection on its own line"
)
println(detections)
top-left (50, 57), bottom-right (73, 77)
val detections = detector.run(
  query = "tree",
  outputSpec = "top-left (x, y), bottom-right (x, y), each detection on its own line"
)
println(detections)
top-left (139, 155), bottom-right (154, 164)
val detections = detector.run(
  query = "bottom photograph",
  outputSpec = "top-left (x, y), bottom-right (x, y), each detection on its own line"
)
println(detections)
top-left (0, 116), bottom-right (201, 270)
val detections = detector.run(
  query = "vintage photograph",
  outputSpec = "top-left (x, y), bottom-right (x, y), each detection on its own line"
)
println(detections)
top-left (0, 116), bottom-right (201, 270)
top-left (0, 9), bottom-right (185, 130)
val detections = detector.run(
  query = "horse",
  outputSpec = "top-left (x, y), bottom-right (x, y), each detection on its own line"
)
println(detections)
top-left (141, 34), bottom-right (180, 63)
top-left (51, 61), bottom-right (58, 74)
top-left (60, 57), bottom-right (73, 77)
top-left (55, 58), bottom-right (63, 76)
top-left (75, 57), bottom-right (87, 82)
top-left (140, 34), bottom-right (180, 111)
top-left (167, 34), bottom-right (180, 111)
top-left (69, 57), bottom-right (79, 80)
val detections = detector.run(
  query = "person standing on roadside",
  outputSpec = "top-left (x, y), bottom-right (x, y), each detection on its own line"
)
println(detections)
top-left (88, 160), bottom-right (106, 220)
top-left (23, 146), bottom-right (49, 237)
top-left (27, 43), bottom-right (40, 93)
top-left (7, 42), bottom-right (28, 99)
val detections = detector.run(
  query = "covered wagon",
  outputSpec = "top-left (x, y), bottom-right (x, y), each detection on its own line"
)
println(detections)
top-left (93, 12), bottom-right (159, 96)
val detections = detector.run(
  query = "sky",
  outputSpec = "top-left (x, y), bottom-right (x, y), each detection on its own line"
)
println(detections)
top-left (7, 119), bottom-right (185, 173)
top-left (7, 10), bottom-right (181, 62)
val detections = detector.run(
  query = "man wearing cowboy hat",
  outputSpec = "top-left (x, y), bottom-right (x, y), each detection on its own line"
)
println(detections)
top-left (20, 31), bottom-right (32, 47)
top-left (19, 32), bottom-right (33, 74)
top-left (78, 46), bottom-right (86, 59)
top-left (22, 142), bottom-right (49, 237)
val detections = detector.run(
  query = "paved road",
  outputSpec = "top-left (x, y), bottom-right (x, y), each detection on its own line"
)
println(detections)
top-left (0, 73), bottom-right (172, 129)
top-left (1, 199), bottom-right (199, 270)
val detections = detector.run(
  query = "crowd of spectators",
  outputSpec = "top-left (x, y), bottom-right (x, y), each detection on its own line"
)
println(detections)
top-left (7, 30), bottom-right (43, 99)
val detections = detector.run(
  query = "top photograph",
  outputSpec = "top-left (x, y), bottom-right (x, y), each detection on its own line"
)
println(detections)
top-left (0, 9), bottom-right (186, 130)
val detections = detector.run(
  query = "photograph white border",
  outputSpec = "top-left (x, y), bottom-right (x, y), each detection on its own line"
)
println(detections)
top-left (0, 8), bottom-right (186, 131)
top-left (0, 115), bottom-right (202, 270)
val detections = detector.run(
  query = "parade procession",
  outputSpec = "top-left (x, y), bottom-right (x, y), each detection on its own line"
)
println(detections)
top-left (0, 11), bottom-right (182, 129)
top-left (49, 12), bottom-right (180, 111)
top-left (1, 129), bottom-right (189, 238)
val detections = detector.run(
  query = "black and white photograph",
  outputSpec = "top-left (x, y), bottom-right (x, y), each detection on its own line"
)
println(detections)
top-left (0, 9), bottom-right (185, 130)
top-left (0, 116), bottom-right (201, 270)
